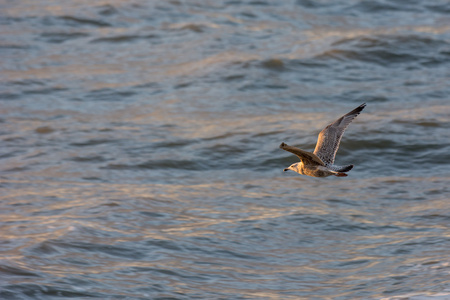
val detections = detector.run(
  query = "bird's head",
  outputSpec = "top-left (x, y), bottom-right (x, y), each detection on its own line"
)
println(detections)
top-left (283, 162), bottom-right (300, 173)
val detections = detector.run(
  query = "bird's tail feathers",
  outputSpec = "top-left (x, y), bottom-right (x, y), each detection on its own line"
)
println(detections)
top-left (329, 164), bottom-right (354, 173)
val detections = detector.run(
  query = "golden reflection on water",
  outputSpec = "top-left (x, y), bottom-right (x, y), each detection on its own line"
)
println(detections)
top-left (1, 172), bottom-right (449, 298)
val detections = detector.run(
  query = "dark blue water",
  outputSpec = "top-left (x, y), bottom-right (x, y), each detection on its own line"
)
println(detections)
top-left (1, 1), bottom-right (450, 299)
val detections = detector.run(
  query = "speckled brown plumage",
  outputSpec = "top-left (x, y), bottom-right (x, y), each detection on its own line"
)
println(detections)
top-left (280, 103), bottom-right (366, 177)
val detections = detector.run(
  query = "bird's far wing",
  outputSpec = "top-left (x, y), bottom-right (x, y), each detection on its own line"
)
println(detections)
top-left (280, 142), bottom-right (325, 166)
top-left (313, 103), bottom-right (366, 166)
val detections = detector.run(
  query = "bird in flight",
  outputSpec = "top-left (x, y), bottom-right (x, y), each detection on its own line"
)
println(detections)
top-left (280, 103), bottom-right (366, 177)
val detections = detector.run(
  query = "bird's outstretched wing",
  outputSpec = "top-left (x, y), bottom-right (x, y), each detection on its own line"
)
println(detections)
top-left (313, 103), bottom-right (366, 166)
top-left (280, 142), bottom-right (325, 166)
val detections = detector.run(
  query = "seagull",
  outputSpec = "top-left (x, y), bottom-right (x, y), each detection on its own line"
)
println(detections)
top-left (280, 103), bottom-right (366, 177)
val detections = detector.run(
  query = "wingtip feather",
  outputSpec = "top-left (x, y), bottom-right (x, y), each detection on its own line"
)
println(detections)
top-left (357, 103), bottom-right (367, 112)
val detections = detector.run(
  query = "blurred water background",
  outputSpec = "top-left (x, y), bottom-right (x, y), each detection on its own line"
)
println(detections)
top-left (1, 1), bottom-right (450, 299)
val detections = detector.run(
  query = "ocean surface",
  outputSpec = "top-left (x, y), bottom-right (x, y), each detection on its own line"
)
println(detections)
top-left (1, 1), bottom-right (450, 299)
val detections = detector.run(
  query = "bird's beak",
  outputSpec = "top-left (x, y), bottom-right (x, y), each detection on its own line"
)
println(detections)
top-left (283, 168), bottom-right (289, 172)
